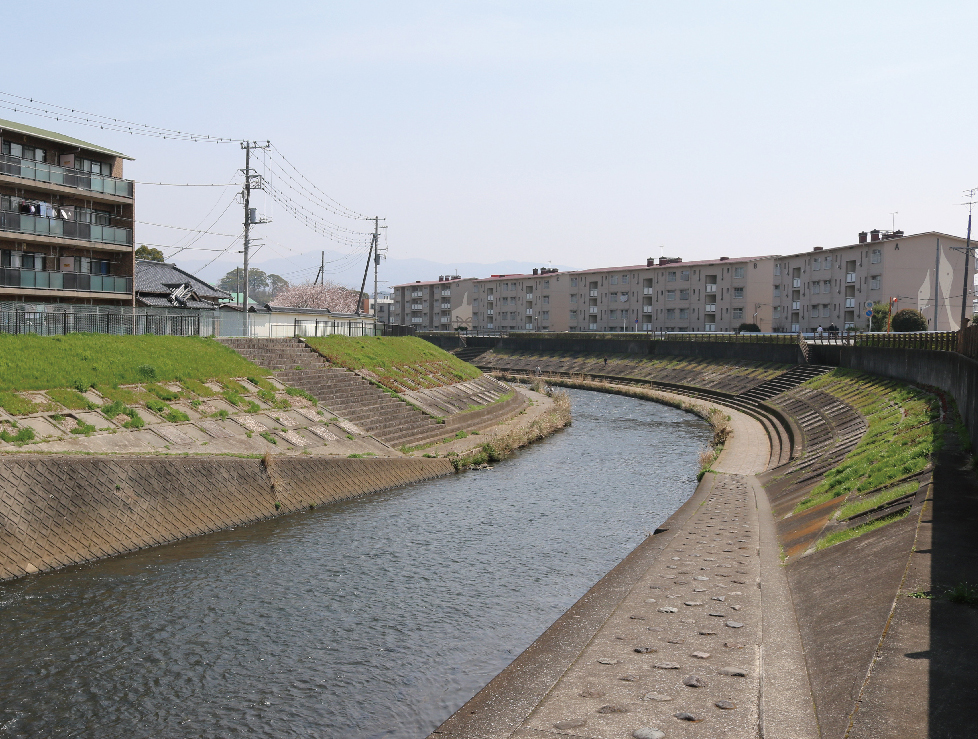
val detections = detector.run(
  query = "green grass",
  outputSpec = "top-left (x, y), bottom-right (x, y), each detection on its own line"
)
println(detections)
top-left (304, 336), bottom-right (481, 391)
top-left (145, 384), bottom-right (180, 401)
top-left (247, 376), bottom-right (277, 392)
top-left (222, 390), bottom-right (244, 407)
top-left (46, 388), bottom-right (98, 410)
top-left (838, 481), bottom-right (919, 520)
top-left (180, 379), bottom-right (216, 397)
top-left (0, 391), bottom-right (38, 416)
top-left (285, 387), bottom-right (317, 405)
top-left (95, 385), bottom-right (149, 406)
top-left (70, 420), bottom-right (97, 436)
top-left (946, 583), bottom-right (978, 605)
top-left (816, 507), bottom-right (911, 550)
top-left (165, 409), bottom-right (190, 423)
top-left (146, 399), bottom-right (169, 415)
top-left (260, 432), bottom-right (277, 445)
top-left (0, 426), bottom-right (34, 443)
top-left (258, 389), bottom-right (290, 409)
top-left (0, 335), bottom-right (267, 391)
top-left (221, 379), bottom-right (249, 395)
top-left (795, 372), bottom-right (942, 513)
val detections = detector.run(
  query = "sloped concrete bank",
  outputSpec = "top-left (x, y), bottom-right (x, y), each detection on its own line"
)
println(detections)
top-left (0, 455), bottom-right (452, 582)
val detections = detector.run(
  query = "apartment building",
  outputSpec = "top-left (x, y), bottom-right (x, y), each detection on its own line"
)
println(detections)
top-left (391, 275), bottom-right (474, 330)
top-left (0, 119), bottom-right (135, 306)
top-left (462, 230), bottom-right (973, 333)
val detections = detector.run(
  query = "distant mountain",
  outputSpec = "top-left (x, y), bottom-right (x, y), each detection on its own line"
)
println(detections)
top-left (176, 250), bottom-right (577, 292)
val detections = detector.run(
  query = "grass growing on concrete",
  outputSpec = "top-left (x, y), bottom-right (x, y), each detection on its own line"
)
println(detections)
top-left (0, 334), bottom-right (266, 391)
top-left (46, 388), bottom-right (98, 411)
top-left (795, 370), bottom-right (942, 513)
top-left (304, 336), bottom-right (481, 391)
top-left (0, 391), bottom-right (37, 416)
top-left (816, 507), bottom-right (911, 550)
top-left (837, 481), bottom-right (919, 520)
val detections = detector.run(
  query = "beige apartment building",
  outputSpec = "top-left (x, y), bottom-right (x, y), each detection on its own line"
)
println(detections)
top-left (390, 275), bottom-right (475, 330)
top-left (0, 119), bottom-right (135, 306)
top-left (393, 230), bottom-right (973, 333)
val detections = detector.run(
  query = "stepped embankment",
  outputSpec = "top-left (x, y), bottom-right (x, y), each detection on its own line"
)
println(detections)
top-left (432, 348), bottom-right (976, 738)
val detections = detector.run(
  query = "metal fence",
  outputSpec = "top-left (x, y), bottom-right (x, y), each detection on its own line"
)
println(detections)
top-left (0, 309), bottom-right (202, 336)
top-left (294, 319), bottom-right (379, 338)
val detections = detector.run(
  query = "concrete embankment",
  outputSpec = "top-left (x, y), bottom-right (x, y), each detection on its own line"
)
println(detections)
top-left (0, 455), bottom-right (452, 581)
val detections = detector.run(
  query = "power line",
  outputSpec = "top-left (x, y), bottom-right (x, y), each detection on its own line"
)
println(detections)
top-left (136, 181), bottom-right (239, 187)
top-left (137, 221), bottom-right (238, 237)
top-left (268, 145), bottom-right (365, 219)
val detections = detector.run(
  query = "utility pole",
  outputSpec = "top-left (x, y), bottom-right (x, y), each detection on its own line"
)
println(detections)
top-left (241, 140), bottom-right (270, 335)
top-left (356, 217), bottom-right (383, 316)
top-left (934, 237), bottom-right (941, 329)
top-left (959, 189), bottom-right (976, 329)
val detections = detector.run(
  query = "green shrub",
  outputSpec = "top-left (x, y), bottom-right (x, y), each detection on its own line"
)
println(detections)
top-left (211, 409), bottom-right (229, 420)
top-left (71, 420), bottom-right (97, 435)
top-left (47, 388), bottom-right (97, 410)
top-left (260, 432), bottom-right (278, 445)
top-left (146, 399), bottom-right (168, 415)
top-left (165, 409), bottom-right (190, 423)
top-left (138, 364), bottom-right (157, 379)
top-left (222, 390), bottom-right (244, 407)
top-left (245, 401), bottom-right (261, 414)
top-left (891, 309), bottom-right (928, 332)
top-left (221, 379), bottom-right (249, 395)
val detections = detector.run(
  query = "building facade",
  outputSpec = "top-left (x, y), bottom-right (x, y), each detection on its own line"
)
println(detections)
top-left (464, 231), bottom-right (973, 333)
top-left (0, 119), bottom-right (135, 307)
top-left (390, 275), bottom-right (475, 330)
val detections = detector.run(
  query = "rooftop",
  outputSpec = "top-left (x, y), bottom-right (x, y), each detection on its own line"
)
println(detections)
top-left (0, 118), bottom-right (133, 160)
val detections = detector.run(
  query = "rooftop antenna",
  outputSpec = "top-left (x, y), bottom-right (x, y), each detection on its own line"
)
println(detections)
top-left (890, 212), bottom-right (899, 232)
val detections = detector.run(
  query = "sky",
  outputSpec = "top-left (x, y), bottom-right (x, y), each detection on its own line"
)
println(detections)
top-left (2, 2), bottom-right (976, 288)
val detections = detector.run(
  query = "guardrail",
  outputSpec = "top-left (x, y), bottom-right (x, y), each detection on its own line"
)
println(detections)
top-left (0, 311), bottom-right (200, 336)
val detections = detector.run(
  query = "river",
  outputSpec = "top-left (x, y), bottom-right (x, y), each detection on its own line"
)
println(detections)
top-left (0, 388), bottom-right (710, 739)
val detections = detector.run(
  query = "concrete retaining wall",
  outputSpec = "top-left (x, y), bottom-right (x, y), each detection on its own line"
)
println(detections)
top-left (0, 455), bottom-right (453, 581)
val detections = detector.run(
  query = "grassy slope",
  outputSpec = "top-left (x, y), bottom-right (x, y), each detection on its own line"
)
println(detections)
top-left (304, 336), bottom-right (481, 389)
top-left (0, 335), bottom-right (266, 392)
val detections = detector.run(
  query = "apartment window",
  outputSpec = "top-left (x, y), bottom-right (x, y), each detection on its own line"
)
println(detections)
top-left (871, 249), bottom-right (882, 264)
top-left (823, 304), bottom-right (830, 315)
top-left (733, 287), bottom-right (744, 298)
top-left (571, 278), bottom-right (578, 287)
top-left (543, 280), bottom-right (550, 289)
top-left (824, 256), bottom-right (832, 269)
top-left (733, 267), bottom-right (745, 278)
top-left (732, 308), bottom-right (744, 320)
top-left (666, 308), bottom-right (676, 319)
top-left (610, 292), bottom-right (618, 303)
top-left (871, 275), bottom-right (881, 290)
top-left (824, 280), bottom-right (831, 291)
top-left (705, 322), bottom-right (716, 332)
top-left (621, 275), bottom-right (629, 285)
top-left (667, 271), bottom-right (677, 282)
top-left (610, 276), bottom-right (618, 285)
top-left (680, 270), bottom-right (690, 281)
top-left (679, 289), bottom-right (689, 300)
top-left (570, 310), bottom-right (578, 319)
top-left (773, 286), bottom-right (781, 298)
top-left (812, 306), bottom-right (819, 318)
top-left (539, 311), bottom-right (549, 320)
top-left (774, 264), bottom-right (781, 276)
top-left (610, 310), bottom-right (618, 319)
top-left (502, 283), bottom-right (509, 291)
top-left (813, 257), bottom-right (821, 271)
top-left (679, 308), bottom-right (689, 319)
top-left (666, 290), bottom-right (676, 300)
top-left (773, 306), bottom-right (781, 319)
top-left (812, 282), bottom-right (820, 294)
top-left (570, 294), bottom-right (578, 303)
top-left (619, 292), bottom-right (628, 302)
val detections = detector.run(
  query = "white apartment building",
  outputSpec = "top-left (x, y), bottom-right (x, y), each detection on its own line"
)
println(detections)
top-left (390, 275), bottom-right (474, 330)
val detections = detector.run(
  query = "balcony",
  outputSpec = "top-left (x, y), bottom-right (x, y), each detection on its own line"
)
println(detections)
top-left (411, 304), bottom-right (423, 310)
top-left (486, 309), bottom-right (493, 316)
top-left (589, 289), bottom-right (598, 297)
top-left (642, 306), bottom-right (653, 313)
top-left (526, 308), bottom-right (533, 315)
top-left (705, 284), bottom-right (716, 293)
top-left (440, 316), bottom-right (449, 323)
top-left (526, 293), bottom-right (533, 300)
top-left (0, 154), bottom-right (134, 198)
top-left (486, 294), bottom-right (494, 301)
top-left (642, 322), bottom-right (652, 331)
top-left (643, 287), bottom-right (654, 295)
top-left (441, 289), bottom-right (451, 296)
top-left (411, 291), bottom-right (423, 298)
top-left (792, 301), bottom-right (801, 310)
top-left (589, 322), bottom-right (598, 330)
top-left (0, 211), bottom-right (132, 246)
top-left (845, 297), bottom-right (856, 308)
top-left (440, 302), bottom-right (451, 309)
top-left (410, 317), bottom-right (423, 323)
top-left (846, 273), bottom-right (856, 283)
top-left (0, 268), bottom-right (131, 294)
top-left (589, 306), bottom-right (598, 314)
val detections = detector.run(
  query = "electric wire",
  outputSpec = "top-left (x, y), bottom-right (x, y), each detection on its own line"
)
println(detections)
top-left (268, 145), bottom-right (365, 219)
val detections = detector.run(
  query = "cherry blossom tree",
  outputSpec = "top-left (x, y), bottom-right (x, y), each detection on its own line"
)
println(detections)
top-left (271, 281), bottom-right (364, 313)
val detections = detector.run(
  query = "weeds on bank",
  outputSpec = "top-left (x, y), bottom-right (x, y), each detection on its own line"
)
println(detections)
top-left (837, 481), bottom-right (919, 520)
top-left (816, 507), bottom-right (911, 550)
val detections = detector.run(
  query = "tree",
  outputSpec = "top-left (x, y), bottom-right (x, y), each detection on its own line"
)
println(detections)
top-left (871, 304), bottom-right (889, 332)
top-left (135, 245), bottom-right (165, 262)
top-left (218, 268), bottom-right (288, 304)
top-left (272, 281), bottom-right (362, 313)
top-left (738, 322), bottom-right (761, 332)
top-left (891, 308), bottom-right (928, 332)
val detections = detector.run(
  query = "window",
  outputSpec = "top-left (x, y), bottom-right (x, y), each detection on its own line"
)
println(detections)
top-left (570, 310), bottom-right (578, 319)
top-left (610, 310), bottom-right (617, 319)
top-left (620, 293), bottom-right (628, 302)
top-left (813, 257), bottom-right (821, 271)
top-left (732, 308), bottom-right (743, 320)
top-left (680, 270), bottom-right (690, 281)
top-left (812, 306), bottom-right (819, 318)
top-left (543, 280), bottom-right (550, 289)
top-left (666, 290), bottom-right (676, 300)
top-left (824, 256), bottom-right (832, 269)
top-left (813, 282), bottom-right (820, 294)
top-left (666, 308), bottom-right (676, 319)
top-left (733, 267), bottom-right (745, 278)
top-left (774, 264), bottom-right (781, 276)
top-left (679, 308), bottom-right (689, 319)
top-left (773, 286), bottom-right (781, 297)
top-left (773, 306), bottom-right (781, 319)
top-left (871, 249), bottom-right (882, 264)
top-left (676, 289), bottom-right (687, 300)
top-left (871, 275), bottom-right (881, 290)
top-left (733, 287), bottom-right (744, 298)
top-left (502, 283), bottom-right (509, 291)
top-left (823, 304), bottom-right (830, 315)
top-left (621, 275), bottom-right (629, 285)
top-left (610, 292), bottom-right (618, 302)
top-left (667, 271), bottom-right (677, 282)
top-left (570, 294), bottom-right (578, 303)
top-left (540, 311), bottom-right (549, 320)
top-left (570, 278), bottom-right (578, 287)
top-left (824, 280), bottom-right (831, 291)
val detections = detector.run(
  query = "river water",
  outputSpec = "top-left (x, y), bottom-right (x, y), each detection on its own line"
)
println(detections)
top-left (0, 389), bottom-right (710, 739)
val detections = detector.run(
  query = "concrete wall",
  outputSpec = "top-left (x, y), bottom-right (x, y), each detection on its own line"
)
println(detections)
top-left (0, 455), bottom-right (453, 581)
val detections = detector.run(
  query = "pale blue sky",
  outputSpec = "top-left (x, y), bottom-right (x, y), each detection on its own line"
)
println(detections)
top-left (3, 2), bottom-right (976, 286)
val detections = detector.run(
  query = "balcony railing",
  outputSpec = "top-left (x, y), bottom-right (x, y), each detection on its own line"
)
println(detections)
top-left (589, 306), bottom-right (598, 314)
top-left (440, 289), bottom-right (451, 296)
top-left (643, 287), bottom-right (654, 295)
top-left (0, 210), bottom-right (132, 246)
top-left (0, 154), bottom-right (134, 198)
top-left (705, 284), bottom-right (716, 292)
top-left (793, 278), bottom-right (801, 288)
top-left (0, 268), bottom-right (131, 294)
top-left (845, 297), bottom-right (856, 308)
top-left (792, 301), bottom-right (801, 310)
top-left (642, 306), bottom-right (653, 313)
top-left (411, 291), bottom-right (423, 298)
top-left (526, 293), bottom-right (533, 300)
top-left (589, 289), bottom-right (598, 297)
top-left (846, 273), bottom-right (856, 283)
top-left (440, 316), bottom-right (449, 323)
top-left (440, 302), bottom-right (451, 309)
top-left (411, 304), bottom-right (423, 310)
top-left (487, 294), bottom-right (494, 301)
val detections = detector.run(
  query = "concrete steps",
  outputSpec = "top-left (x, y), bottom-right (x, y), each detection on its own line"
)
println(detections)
top-left (738, 364), bottom-right (833, 403)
